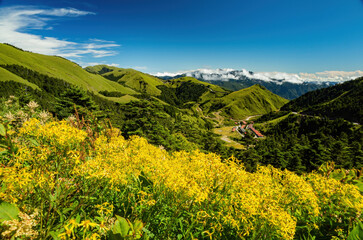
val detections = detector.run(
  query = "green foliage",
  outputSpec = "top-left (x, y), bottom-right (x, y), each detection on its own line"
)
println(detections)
top-left (103, 99), bottom-right (226, 153)
top-left (237, 114), bottom-right (363, 172)
top-left (157, 81), bottom-right (209, 106)
top-left (0, 123), bottom-right (5, 137)
top-left (109, 216), bottom-right (144, 239)
top-left (99, 90), bottom-right (126, 98)
top-left (55, 86), bottom-right (101, 119)
top-left (0, 202), bottom-right (19, 221)
top-left (347, 221), bottom-right (363, 240)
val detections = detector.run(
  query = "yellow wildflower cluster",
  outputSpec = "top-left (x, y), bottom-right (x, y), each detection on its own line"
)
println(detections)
top-left (59, 219), bottom-right (100, 240)
top-left (1, 118), bottom-right (362, 239)
top-left (74, 132), bottom-right (323, 239)
top-left (0, 165), bottom-right (36, 203)
top-left (19, 118), bottom-right (87, 147)
top-left (59, 203), bottom-right (114, 240)
top-left (307, 173), bottom-right (363, 219)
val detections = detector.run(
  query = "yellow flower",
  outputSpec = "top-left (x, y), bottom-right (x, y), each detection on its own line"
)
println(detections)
top-left (79, 220), bottom-right (98, 231)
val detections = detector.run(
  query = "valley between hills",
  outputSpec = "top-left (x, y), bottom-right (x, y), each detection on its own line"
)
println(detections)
top-left (0, 43), bottom-right (362, 239)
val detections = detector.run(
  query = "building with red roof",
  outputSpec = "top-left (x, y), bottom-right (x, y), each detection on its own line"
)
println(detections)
top-left (247, 124), bottom-right (264, 138)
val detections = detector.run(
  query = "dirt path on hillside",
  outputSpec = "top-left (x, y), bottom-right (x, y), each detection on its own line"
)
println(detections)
top-left (221, 135), bottom-right (232, 143)
top-left (214, 127), bottom-right (244, 150)
top-left (244, 115), bottom-right (262, 121)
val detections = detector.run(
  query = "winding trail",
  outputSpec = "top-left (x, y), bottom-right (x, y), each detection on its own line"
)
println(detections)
top-left (244, 115), bottom-right (262, 121)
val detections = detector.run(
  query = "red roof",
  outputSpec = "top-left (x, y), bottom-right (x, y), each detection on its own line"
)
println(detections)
top-left (249, 126), bottom-right (264, 137)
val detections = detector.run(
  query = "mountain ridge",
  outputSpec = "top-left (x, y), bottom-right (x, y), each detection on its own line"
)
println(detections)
top-left (0, 43), bottom-right (137, 98)
top-left (282, 77), bottom-right (363, 123)
top-left (201, 84), bottom-right (289, 119)
top-left (85, 65), bottom-right (164, 96)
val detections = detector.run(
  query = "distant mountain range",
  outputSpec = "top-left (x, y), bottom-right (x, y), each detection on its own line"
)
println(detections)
top-left (155, 69), bottom-right (363, 100)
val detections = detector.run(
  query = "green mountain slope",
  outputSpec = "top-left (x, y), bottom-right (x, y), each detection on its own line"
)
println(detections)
top-left (85, 65), bottom-right (164, 95)
top-left (0, 44), bottom-right (136, 96)
top-left (157, 77), bottom-right (230, 106)
top-left (0, 66), bottom-right (39, 90)
top-left (282, 77), bottom-right (363, 122)
top-left (202, 84), bottom-right (289, 119)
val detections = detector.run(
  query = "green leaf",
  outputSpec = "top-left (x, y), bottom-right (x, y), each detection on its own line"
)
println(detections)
top-left (75, 214), bottom-right (81, 224)
top-left (134, 220), bottom-right (144, 232)
top-left (0, 202), bottom-right (19, 221)
top-left (49, 231), bottom-right (62, 240)
top-left (112, 215), bottom-right (130, 237)
top-left (133, 220), bottom-right (144, 239)
top-left (347, 221), bottom-right (363, 240)
top-left (0, 150), bottom-right (8, 156)
top-left (0, 124), bottom-right (6, 137)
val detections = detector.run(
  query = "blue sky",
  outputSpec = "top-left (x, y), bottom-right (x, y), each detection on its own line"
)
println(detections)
top-left (0, 0), bottom-right (362, 74)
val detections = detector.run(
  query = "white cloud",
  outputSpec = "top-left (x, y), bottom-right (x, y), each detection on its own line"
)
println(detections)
top-left (0, 6), bottom-right (119, 59)
top-left (154, 68), bottom-right (363, 84)
top-left (154, 71), bottom-right (186, 77)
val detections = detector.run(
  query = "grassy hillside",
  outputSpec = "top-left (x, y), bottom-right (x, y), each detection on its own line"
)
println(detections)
top-left (157, 77), bottom-right (230, 107)
top-left (0, 66), bottom-right (39, 90)
top-left (0, 44), bottom-right (136, 96)
top-left (202, 84), bottom-right (289, 119)
top-left (85, 65), bottom-right (164, 95)
top-left (282, 77), bottom-right (363, 123)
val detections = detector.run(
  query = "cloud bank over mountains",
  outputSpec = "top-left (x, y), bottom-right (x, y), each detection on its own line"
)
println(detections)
top-left (0, 5), bottom-right (119, 59)
top-left (154, 69), bottom-right (363, 85)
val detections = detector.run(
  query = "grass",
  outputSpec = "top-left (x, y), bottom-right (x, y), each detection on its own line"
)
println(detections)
top-left (86, 65), bottom-right (164, 96)
top-left (103, 94), bottom-right (139, 103)
top-left (255, 112), bottom-right (292, 132)
top-left (0, 67), bottom-right (40, 90)
top-left (203, 85), bottom-right (289, 119)
top-left (0, 44), bottom-right (136, 96)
